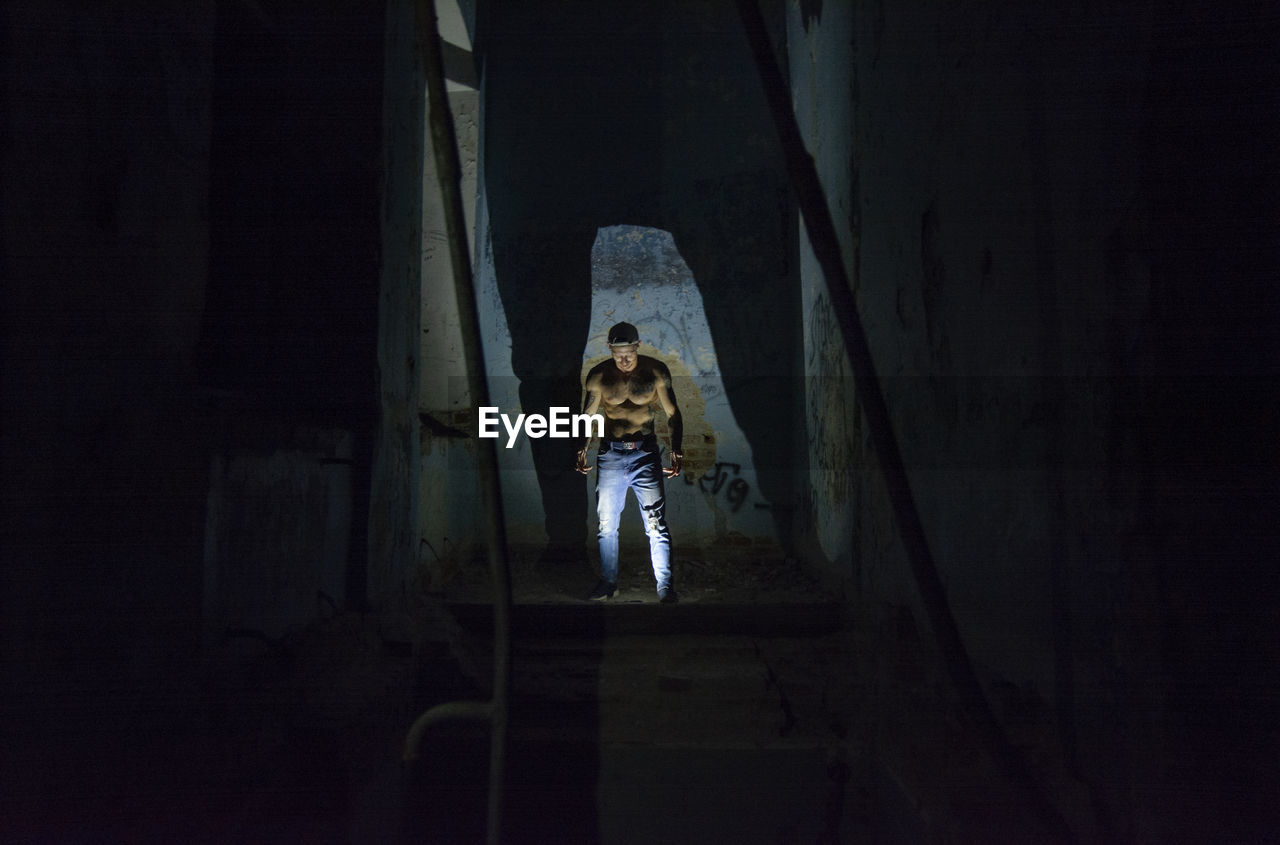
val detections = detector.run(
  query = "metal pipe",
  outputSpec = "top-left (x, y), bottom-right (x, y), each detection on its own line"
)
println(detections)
top-left (409, 3), bottom-right (513, 844)
top-left (403, 700), bottom-right (494, 761)
top-left (733, 1), bottom-right (1074, 841)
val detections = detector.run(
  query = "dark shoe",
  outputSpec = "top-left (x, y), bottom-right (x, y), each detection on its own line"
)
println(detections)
top-left (658, 587), bottom-right (679, 604)
top-left (588, 580), bottom-right (617, 601)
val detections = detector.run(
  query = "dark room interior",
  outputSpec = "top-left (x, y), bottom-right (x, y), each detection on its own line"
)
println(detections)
top-left (3, 0), bottom-right (1277, 842)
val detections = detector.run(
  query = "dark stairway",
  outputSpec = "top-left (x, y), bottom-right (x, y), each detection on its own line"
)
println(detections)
top-left (404, 599), bottom-right (924, 844)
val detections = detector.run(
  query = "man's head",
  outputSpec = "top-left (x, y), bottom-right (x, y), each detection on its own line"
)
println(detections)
top-left (607, 322), bottom-right (640, 373)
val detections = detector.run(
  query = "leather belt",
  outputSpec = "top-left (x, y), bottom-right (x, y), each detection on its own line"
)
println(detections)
top-left (603, 436), bottom-right (654, 451)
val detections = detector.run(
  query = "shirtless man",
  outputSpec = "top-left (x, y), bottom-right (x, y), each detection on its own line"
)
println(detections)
top-left (575, 322), bottom-right (683, 602)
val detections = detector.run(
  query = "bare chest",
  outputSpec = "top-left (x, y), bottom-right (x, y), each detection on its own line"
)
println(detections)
top-left (601, 371), bottom-right (657, 406)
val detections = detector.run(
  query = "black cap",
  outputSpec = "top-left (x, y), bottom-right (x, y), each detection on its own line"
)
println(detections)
top-left (607, 322), bottom-right (640, 346)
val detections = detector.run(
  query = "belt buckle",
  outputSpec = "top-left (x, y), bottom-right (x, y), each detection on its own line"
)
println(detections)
top-left (620, 441), bottom-right (639, 451)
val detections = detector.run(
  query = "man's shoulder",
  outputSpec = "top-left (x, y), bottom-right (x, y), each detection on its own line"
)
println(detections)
top-left (585, 360), bottom-right (612, 381)
top-left (637, 355), bottom-right (670, 377)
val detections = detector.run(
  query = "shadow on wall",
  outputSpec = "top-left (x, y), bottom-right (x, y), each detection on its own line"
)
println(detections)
top-left (480, 0), bottom-right (798, 561)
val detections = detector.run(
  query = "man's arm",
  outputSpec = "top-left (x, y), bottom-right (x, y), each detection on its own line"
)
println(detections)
top-left (655, 364), bottom-right (683, 478)
top-left (576, 372), bottom-right (603, 475)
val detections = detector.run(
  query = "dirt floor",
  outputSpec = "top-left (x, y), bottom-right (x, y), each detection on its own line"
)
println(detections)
top-left (436, 543), bottom-right (838, 606)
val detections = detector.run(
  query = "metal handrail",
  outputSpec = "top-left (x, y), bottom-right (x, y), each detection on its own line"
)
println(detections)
top-left (402, 2), bottom-right (512, 844)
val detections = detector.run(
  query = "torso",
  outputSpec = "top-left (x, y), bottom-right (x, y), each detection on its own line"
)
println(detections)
top-left (590, 356), bottom-right (663, 439)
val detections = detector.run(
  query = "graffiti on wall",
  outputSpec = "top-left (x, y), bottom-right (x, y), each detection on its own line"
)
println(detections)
top-left (806, 291), bottom-right (857, 506)
top-left (685, 460), bottom-right (752, 512)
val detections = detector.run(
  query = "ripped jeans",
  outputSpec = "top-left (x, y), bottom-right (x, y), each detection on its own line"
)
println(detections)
top-left (595, 436), bottom-right (671, 592)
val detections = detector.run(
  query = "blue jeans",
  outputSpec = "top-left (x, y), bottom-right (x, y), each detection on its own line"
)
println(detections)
top-left (595, 438), bottom-right (671, 592)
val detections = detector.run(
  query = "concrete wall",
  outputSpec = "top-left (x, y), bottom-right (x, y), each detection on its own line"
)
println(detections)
top-left (203, 430), bottom-right (353, 639)
top-left (793, 0), bottom-right (1157, 692)
top-left (2, 0), bottom-right (217, 703)
top-left (787, 0), bottom-right (1150, 818)
top-left (787, 0), bottom-right (1278, 838)
top-left (415, 1), bottom-right (489, 587)
top-left (417, 0), bottom-right (799, 581)
top-left (790, 0), bottom-right (1150, 679)
top-left (786, 2), bottom-right (859, 580)
top-left (2, 0), bottom-right (383, 735)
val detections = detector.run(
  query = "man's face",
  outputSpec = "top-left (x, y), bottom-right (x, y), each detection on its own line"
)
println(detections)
top-left (610, 343), bottom-right (639, 373)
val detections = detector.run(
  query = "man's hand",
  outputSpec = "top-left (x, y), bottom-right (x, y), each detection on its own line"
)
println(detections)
top-left (575, 447), bottom-right (593, 475)
top-left (664, 450), bottom-right (682, 479)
